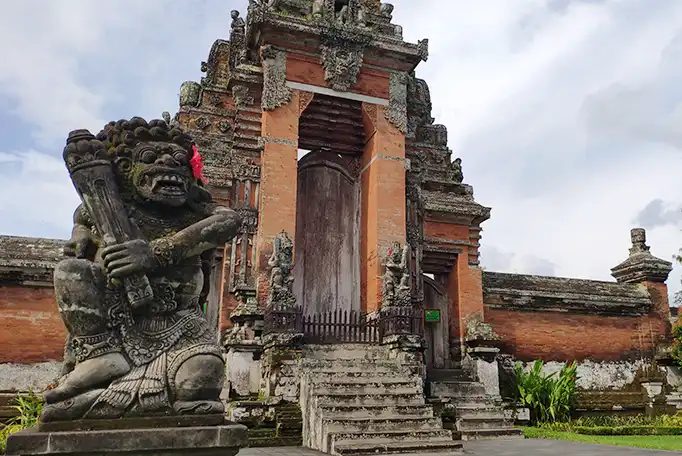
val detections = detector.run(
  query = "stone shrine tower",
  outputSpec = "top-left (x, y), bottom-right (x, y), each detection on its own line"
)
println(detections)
top-left (174, 0), bottom-right (491, 367)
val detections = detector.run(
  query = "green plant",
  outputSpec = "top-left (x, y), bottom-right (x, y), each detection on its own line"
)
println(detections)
top-left (575, 425), bottom-right (682, 436)
top-left (0, 390), bottom-right (44, 452)
top-left (661, 411), bottom-right (682, 427)
top-left (514, 360), bottom-right (578, 424)
top-left (671, 315), bottom-right (682, 368)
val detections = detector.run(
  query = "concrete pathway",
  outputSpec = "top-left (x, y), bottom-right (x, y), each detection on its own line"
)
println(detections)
top-left (240, 440), bottom-right (679, 456)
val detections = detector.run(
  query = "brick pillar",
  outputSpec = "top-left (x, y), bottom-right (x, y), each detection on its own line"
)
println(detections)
top-left (360, 103), bottom-right (406, 313)
top-left (450, 253), bottom-right (485, 342)
top-left (256, 89), bottom-right (314, 304)
top-left (611, 228), bottom-right (674, 357)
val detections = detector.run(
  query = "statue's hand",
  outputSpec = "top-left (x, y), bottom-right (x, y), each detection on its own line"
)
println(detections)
top-left (102, 239), bottom-right (158, 279)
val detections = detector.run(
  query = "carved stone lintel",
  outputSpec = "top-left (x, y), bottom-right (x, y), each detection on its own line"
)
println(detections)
top-left (385, 72), bottom-right (408, 133)
top-left (261, 45), bottom-right (292, 111)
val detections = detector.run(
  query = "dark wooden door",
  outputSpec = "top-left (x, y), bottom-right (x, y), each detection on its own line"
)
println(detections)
top-left (293, 150), bottom-right (361, 315)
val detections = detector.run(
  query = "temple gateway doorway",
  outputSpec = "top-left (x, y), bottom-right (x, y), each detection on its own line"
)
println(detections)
top-left (423, 275), bottom-right (451, 369)
top-left (293, 150), bottom-right (361, 315)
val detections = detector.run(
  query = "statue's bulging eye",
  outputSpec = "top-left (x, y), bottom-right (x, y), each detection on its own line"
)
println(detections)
top-left (174, 152), bottom-right (188, 166)
top-left (141, 150), bottom-right (157, 163)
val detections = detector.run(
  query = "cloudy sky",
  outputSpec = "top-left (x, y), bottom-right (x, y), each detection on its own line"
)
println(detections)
top-left (0, 0), bottom-right (680, 301)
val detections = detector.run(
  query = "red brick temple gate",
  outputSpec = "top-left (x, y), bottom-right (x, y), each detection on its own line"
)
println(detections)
top-left (173, 0), bottom-right (492, 367)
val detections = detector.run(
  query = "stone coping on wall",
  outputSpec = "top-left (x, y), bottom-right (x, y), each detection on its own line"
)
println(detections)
top-left (483, 271), bottom-right (652, 316)
top-left (0, 236), bottom-right (65, 286)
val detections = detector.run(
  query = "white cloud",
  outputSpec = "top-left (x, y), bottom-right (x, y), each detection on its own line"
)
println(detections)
top-left (0, 150), bottom-right (79, 238)
top-left (0, 0), bottom-right (680, 302)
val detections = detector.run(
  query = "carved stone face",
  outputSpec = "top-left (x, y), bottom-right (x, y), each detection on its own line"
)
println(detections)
top-left (132, 141), bottom-right (192, 207)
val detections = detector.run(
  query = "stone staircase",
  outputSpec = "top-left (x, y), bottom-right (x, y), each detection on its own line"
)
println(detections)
top-left (428, 368), bottom-right (523, 441)
top-left (299, 344), bottom-right (464, 455)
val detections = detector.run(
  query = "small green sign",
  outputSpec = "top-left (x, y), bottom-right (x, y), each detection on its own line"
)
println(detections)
top-left (424, 309), bottom-right (440, 322)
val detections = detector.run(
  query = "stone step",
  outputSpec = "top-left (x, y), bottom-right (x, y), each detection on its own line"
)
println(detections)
top-left (455, 406), bottom-right (505, 420)
top-left (310, 373), bottom-right (422, 385)
top-left (323, 417), bottom-right (443, 434)
top-left (456, 417), bottom-right (508, 431)
top-left (330, 429), bottom-right (454, 449)
top-left (302, 360), bottom-right (420, 375)
top-left (303, 345), bottom-right (391, 361)
top-left (429, 381), bottom-right (486, 397)
top-left (315, 393), bottom-right (426, 408)
top-left (459, 427), bottom-right (524, 441)
top-left (316, 405), bottom-right (434, 420)
top-left (332, 438), bottom-right (463, 455)
top-left (313, 383), bottom-right (422, 396)
top-left (448, 395), bottom-right (496, 406)
top-left (427, 369), bottom-right (471, 382)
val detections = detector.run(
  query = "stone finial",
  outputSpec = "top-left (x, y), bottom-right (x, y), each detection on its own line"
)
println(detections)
top-left (611, 228), bottom-right (673, 284)
top-left (629, 228), bottom-right (649, 255)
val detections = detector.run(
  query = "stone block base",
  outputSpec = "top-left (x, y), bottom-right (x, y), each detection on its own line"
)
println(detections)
top-left (6, 419), bottom-right (248, 456)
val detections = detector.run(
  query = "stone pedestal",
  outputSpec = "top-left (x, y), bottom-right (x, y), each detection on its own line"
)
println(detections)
top-left (260, 333), bottom-right (303, 402)
top-left (225, 344), bottom-right (263, 398)
top-left (463, 345), bottom-right (502, 400)
top-left (641, 381), bottom-right (666, 417)
top-left (6, 417), bottom-right (248, 456)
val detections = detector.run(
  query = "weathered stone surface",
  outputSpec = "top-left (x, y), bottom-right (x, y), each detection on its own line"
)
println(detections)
top-left (483, 271), bottom-right (652, 316)
top-left (0, 236), bottom-right (64, 285)
top-left (5, 422), bottom-right (248, 455)
top-left (41, 117), bottom-right (242, 423)
top-left (611, 228), bottom-right (673, 284)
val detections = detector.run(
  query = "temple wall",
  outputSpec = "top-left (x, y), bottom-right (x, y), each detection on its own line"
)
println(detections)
top-left (0, 285), bottom-right (64, 364)
top-left (483, 271), bottom-right (671, 363)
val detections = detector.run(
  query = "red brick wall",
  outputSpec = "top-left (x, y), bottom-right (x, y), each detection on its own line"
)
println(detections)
top-left (485, 308), bottom-right (670, 362)
top-left (0, 285), bottom-right (65, 363)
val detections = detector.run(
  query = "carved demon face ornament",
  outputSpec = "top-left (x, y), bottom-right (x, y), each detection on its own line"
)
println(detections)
top-left (133, 141), bottom-right (192, 207)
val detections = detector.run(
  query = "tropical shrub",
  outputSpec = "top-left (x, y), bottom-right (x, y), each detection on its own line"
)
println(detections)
top-left (514, 360), bottom-right (578, 424)
top-left (0, 390), bottom-right (44, 453)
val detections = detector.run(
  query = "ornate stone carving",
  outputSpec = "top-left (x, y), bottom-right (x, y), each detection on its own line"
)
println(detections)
top-left (406, 75), bottom-right (434, 139)
top-left (417, 38), bottom-right (429, 62)
top-left (319, 26), bottom-right (372, 92)
top-left (417, 124), bottom-right (448, 147)
top-left (238, 208), bottom-right (259, 234)
top-left (261, 45), bottom-right (292, 111)
top-left (217, 120), bottom-right (232, 134)
top-left (223, 289), bottom-right (263, 347)
top-left (232, 85), bottom-right (254, 109)
top-left (381, 242), bottom-right (411, 308)
top-left (179, 81), bottom-right (202, 108)
top-left (465, 312), bottom-right (501, 344)
top-left (451, 157), bottom-right (463, 184)
top-left (266, 232), bottom-right (296, 310)
top-left (208, 92), bottom-right (223, 107)
top-left (230, 10), bottom-right (246, 34)
top-left (195, 116), bottom-right (211, 130)
top-left (385, 72), bottom-right (407, 133)
top-left (42, 117), bottom-right (242, 422)
top-left (233, 161), bottom-right (261, 180)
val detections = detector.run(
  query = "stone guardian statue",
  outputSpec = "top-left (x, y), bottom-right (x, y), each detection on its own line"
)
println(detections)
top-left (42, 117), bottom-right (242, 422)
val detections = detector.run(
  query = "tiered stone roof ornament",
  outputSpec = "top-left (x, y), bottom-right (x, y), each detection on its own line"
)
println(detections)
top-left (611, 228), bottom-right (673, 284)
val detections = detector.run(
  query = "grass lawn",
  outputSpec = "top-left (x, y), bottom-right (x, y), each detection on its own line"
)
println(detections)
top-left (523, 427), bottom-right (682, 452)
